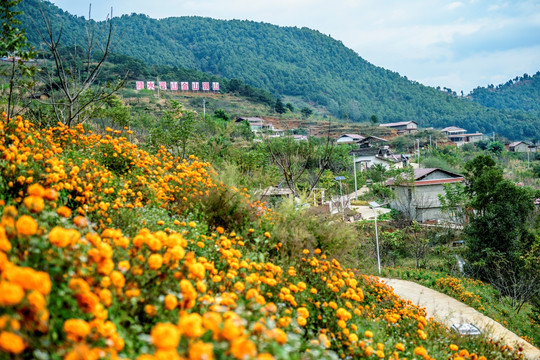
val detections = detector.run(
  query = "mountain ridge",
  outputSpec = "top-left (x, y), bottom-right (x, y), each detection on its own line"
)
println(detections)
top-left (17, 0), bottom-right (540, 140)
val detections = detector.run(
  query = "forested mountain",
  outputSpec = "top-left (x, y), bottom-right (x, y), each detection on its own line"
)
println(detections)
top-left (17, 0), bottom-right (540, 139)
top-left (469, 72), bottom-right (540, 115)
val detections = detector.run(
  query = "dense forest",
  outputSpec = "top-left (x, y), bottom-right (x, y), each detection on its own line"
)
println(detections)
top-left (470, 72), bottom-right (540, 115)
top-left (17, 0), bottom-right (540, 139)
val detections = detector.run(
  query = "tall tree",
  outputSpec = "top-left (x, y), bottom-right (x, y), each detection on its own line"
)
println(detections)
top-left (463, 155), bottom-right (539, 311)
top-left (36, 3), bottom-right (124, 127)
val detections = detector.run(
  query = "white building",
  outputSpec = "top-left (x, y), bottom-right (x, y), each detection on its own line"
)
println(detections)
top-left (387, 168), bottom-right (464, 222)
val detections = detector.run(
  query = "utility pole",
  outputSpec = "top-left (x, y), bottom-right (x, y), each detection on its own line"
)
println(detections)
top-left (353, 152), bottom-right (358, 201)
top-left (417, 139), bottom-right (420, 167)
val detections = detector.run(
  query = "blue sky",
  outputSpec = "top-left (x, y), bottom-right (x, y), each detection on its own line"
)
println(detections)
top-left (49, 0), bottom-right (540, 94)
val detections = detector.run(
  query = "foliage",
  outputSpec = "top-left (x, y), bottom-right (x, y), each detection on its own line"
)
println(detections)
top-left (274, 98), bottom-right (286, 114)
top-left (300, 107), bottom-right (313, 119)
top-left (17, 0), bottom-right (540, 139)
top-left (0, 0), bottom-right (36, 119)
top-left (438, 182), bottom-right (467, 225)
top-left (148, 100), bottom-right (197, 158)
top-left (463, 155), bottom-right (539, 311)
top-left (470, 72), bottom-right (540, 115)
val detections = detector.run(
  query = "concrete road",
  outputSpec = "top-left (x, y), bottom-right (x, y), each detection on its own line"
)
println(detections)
top-left (380, 278), bottom-right (540, 360)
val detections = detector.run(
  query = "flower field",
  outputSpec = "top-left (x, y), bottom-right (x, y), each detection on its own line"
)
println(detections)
top-left (0, 114), bottom-right (525, 359)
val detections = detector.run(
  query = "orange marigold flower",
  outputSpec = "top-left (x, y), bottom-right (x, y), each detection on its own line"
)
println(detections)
top-left (57, 206), bottom-right (72, 218)
top-left (43, 188), bottom-right (58, 201)
top-left (110, 271), bottom-right (125, 288)
top-left (297, 316), bottom-right (307, 327)
top-left (49, 227), bottom-right (80, 247)
top-left (0, 282), bottom-right (24, 306)
top-left (148, 254), bottom-right (163, 270)
top-left (27, 184), bottom-right (45, 197)
top-left (449, 344), bottom-right (459, 351)
top-left (164, 294), bottom-right (178, 310)
top-left (151, 323), bottom-right (181, 350)
top-left (189, 263), bottom-right (205, 280)
top-left (0, 331), bottom-right (25, 354)
top-left (230, 337), bottom-right (257, 359)
top-left (395, 343), bottom-right (405, 351)
top-left (145, 304), bottom-right (157, 317)
top-left (257, 354), bottom-right (274, 360)
top-left (179, 313), bottom-right (204, 338)
top-left (15, 215), bottom-right (38, 236)
top-left (27, 290), bottom-right (46, 312)
top-left (364, 330), bottom-right (373, 338)
top-left (216, 226), bottom-right (225, 234)
top-left (0, 227), bottom-right (11, 252)
top-left (73, 216), bottom-right (88, 228)
top-left (189, 341), bottom-right (214, 360)
top-left (365, 346), bottom-right (374, 357)
top-left (23, 195), bottom-right (45, 213)
top-left (188, 221), bottom-right (197, 228)
top-left (63, 319), bottom-right (91, 340)
top-left (414, 346), bottom-right (427, 356)
top-left (271, 328), bottom-right (287, 345)
top-left (264, 232), bottom-right (271, 238)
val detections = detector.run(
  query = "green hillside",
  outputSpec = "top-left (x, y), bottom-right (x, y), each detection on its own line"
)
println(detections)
top-left (470, 72), bottom-right (540, 115)
top-left (17, 0), bottom-right (540, 139)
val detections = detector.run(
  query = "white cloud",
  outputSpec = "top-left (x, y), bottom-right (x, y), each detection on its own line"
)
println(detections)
top-left (447, 2), bottom-right (464, 10)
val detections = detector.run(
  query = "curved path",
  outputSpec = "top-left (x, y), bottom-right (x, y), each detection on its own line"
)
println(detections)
top-left (381, 278), bottom-right (540, 360)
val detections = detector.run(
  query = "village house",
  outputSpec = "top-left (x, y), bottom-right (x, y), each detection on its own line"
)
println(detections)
top-left (336, 134), bottom-right (364, 144)
top-left (351, 146), bottom-right (408, 171)
top-left (387, 168), bottom-right (464, 222)
top-left (235, 117), bottom-right (285, 137)
top-left (440, 126), bottom-right (485, 146)
top-left (379, 121), bottom-right (418, 134)
top-left (508, 141), bottom-right (536, 152)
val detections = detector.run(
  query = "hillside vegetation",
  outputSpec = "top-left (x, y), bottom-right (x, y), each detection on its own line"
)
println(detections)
top-left (470, 72), bottom-right (540, 116)
top-left (0, 113), bottom-right (524, 359)
top-left (17, 0), bottom-right (540, 140)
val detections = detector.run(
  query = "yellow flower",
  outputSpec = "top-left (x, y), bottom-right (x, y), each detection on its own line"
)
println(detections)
top-left (364, 330), bottom-right (373, 338)
top-left (297, 316), bottom-right (307, 326)
top-left (188, 221), bottom-right (197, 228)
top-left (449, 344), bottom-right (459, 351)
